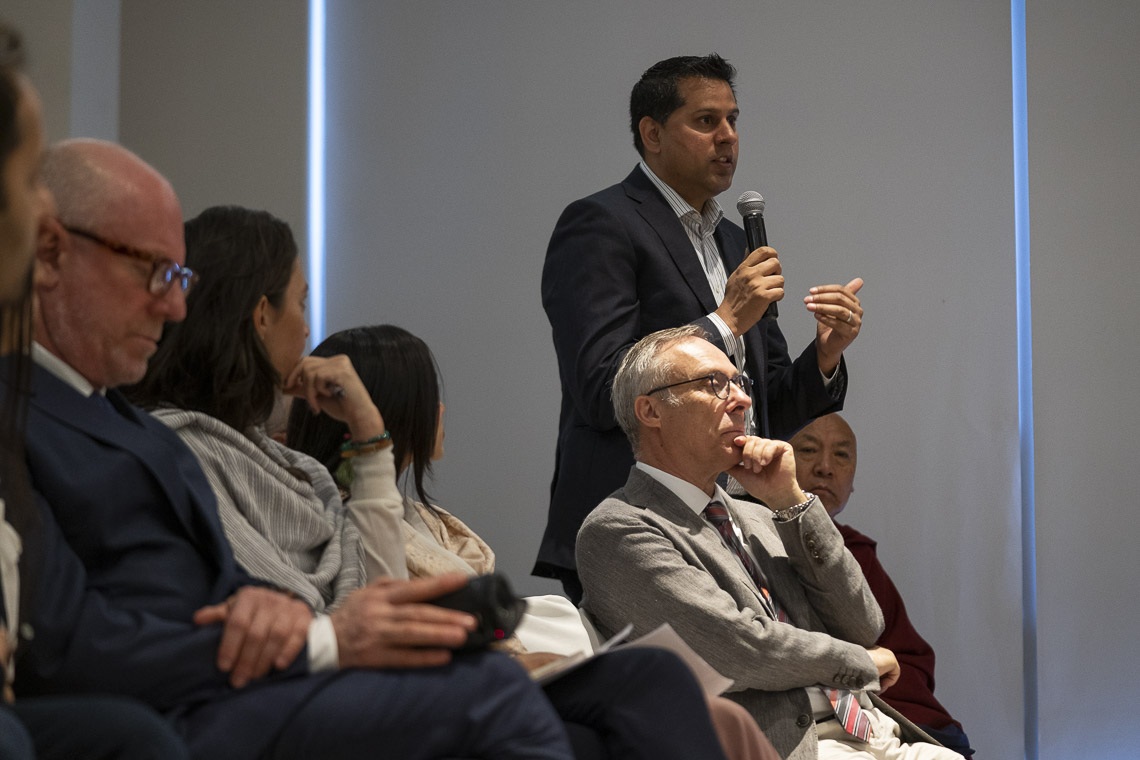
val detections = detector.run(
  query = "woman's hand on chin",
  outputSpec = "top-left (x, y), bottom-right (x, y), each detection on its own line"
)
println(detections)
top-left (284, 354), bottom-right (386, 440)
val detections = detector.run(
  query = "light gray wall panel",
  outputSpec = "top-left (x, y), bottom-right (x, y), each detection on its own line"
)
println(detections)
top-left (6, 0), bottom-right (79, 143)
top-left (118, 0), bottom-right (307, 238)
top-left (1027, 1), bottom-right (1140, 757)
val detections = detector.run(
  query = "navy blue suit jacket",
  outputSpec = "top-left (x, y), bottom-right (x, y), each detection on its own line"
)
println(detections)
top-left (535, 166), bottom-right (846, 581)
top-left (11, 364), bottom-right (332, 757)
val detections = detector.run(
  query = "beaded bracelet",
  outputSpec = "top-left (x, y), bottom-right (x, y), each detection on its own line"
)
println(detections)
top-left (339, 431), bottom-right (392, 459)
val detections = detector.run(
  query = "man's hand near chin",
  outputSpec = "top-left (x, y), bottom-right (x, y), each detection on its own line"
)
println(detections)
top-left (331, 573), bottom-right (479, 669)
top-left (193, 586), bottom-right (314, 688)
top-left (727, 436), bottom-right (806, 510)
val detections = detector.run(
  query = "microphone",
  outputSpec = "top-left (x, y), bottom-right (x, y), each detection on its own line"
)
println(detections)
top-left (736, 191), bottom-right (777, 319)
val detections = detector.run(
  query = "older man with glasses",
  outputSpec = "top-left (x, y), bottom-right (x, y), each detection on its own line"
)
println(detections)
top-left (577, 325), bottom-right (961, 760)
top-left (58, 224), bottom-right (199, 295)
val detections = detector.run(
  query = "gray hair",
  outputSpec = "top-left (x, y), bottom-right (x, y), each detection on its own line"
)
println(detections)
top-left (39, 140), bottom-right (114, 228)
top-left (612, 324), bottom-right (708, 453)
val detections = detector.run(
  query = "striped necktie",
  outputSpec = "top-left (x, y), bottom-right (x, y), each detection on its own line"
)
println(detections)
top-left (827, 688), bottom-right (872, 741)
top-left (703, 502), bottom-right (783, 622)
top-left (703, 501), bottom-right (871, 741)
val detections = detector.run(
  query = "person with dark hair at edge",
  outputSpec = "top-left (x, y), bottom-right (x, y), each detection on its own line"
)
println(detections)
top-left (0, 21), bottom-right (191, 760)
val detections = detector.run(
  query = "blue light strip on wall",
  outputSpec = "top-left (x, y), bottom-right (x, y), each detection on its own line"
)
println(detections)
top-left (1011, 2), bottom-right (1038, 758)
top-left (307, 0), bottom-right (327, 344)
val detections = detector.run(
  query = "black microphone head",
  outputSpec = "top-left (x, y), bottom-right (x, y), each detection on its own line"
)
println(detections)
top-left (736, 191), bottom-right (766, 217)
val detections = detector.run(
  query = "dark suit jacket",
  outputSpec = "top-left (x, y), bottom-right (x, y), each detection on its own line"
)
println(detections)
top-left (11, 365), bottom-right (332, 758)
top-left (535, 166), bottom-right (846, 581)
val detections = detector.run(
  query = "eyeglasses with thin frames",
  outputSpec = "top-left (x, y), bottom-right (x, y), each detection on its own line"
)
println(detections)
top-left (62, 224), bottom-right (199, 296)
top-left (645, 370), bottom-right (753, 400)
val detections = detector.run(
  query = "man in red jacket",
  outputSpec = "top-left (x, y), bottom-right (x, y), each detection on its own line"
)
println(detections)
top-left (790, 414), bottom-right (975, 757)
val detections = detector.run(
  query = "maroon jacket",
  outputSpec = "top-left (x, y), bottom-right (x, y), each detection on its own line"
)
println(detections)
top-left (838, 523), bottom-right (963, 731)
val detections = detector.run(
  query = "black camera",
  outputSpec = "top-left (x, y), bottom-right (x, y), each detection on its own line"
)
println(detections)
top-left (428, 573), bottom-right (526, 651)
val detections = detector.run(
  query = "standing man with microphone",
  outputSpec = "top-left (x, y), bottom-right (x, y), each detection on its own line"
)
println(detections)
top-left (535, 54), bottom-right (864, 602)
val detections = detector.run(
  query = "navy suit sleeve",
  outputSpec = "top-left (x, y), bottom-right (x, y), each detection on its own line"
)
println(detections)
top-left (543, 197), bottom-right (639, 431)
top-left (691, 315), bottom-right (733, 356)
top-left (765, 337), bottom-right (846, 441)
top-left (543, 196), bottom-right (731, 431)
top-left (16, 491), bottom-right (307, 712)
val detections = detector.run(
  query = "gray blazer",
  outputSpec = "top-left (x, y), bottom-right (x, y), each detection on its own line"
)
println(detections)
top-left (578, 467), bottom-right (886, 760)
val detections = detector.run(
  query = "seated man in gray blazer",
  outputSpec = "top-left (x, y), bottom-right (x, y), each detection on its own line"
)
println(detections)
top-left (577, 325), bottom-right (959, 760)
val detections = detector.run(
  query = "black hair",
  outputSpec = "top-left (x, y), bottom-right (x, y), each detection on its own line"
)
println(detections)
top-left (0, 272), bottom-right (35, 640)
top-left (287, 325), bottom-right (441, 508)
top-left (0, 19), bottom-right (36, 646)
top-left (125, 206), bottom-right (297, 432)
top-left (629, 53), bottom-right (737, 157)
top-left (1, 22), bottom-right (27, 210)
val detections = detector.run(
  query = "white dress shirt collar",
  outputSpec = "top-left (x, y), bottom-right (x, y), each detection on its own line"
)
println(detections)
top-left (638, 161), bottom-right (724, 230)
top-left (32, 342), bottom-right (98, 397)
top-left (634, 461), bottom-right (734, 517)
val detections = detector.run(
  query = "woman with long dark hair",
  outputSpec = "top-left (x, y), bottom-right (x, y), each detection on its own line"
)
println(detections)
top-left (286, 326), bottom-right (508, 585)
top-left (127, 205), bottom-right (403, 611)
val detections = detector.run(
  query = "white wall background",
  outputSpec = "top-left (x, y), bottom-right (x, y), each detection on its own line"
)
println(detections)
top-left (1027, 2), bottom-right (1140, 758)
top-left (10, 1), bottom-right (1140, 758)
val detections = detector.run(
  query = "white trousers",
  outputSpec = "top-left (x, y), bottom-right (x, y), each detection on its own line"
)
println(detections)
top-left (816, 707), bottom-right (962, 760)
